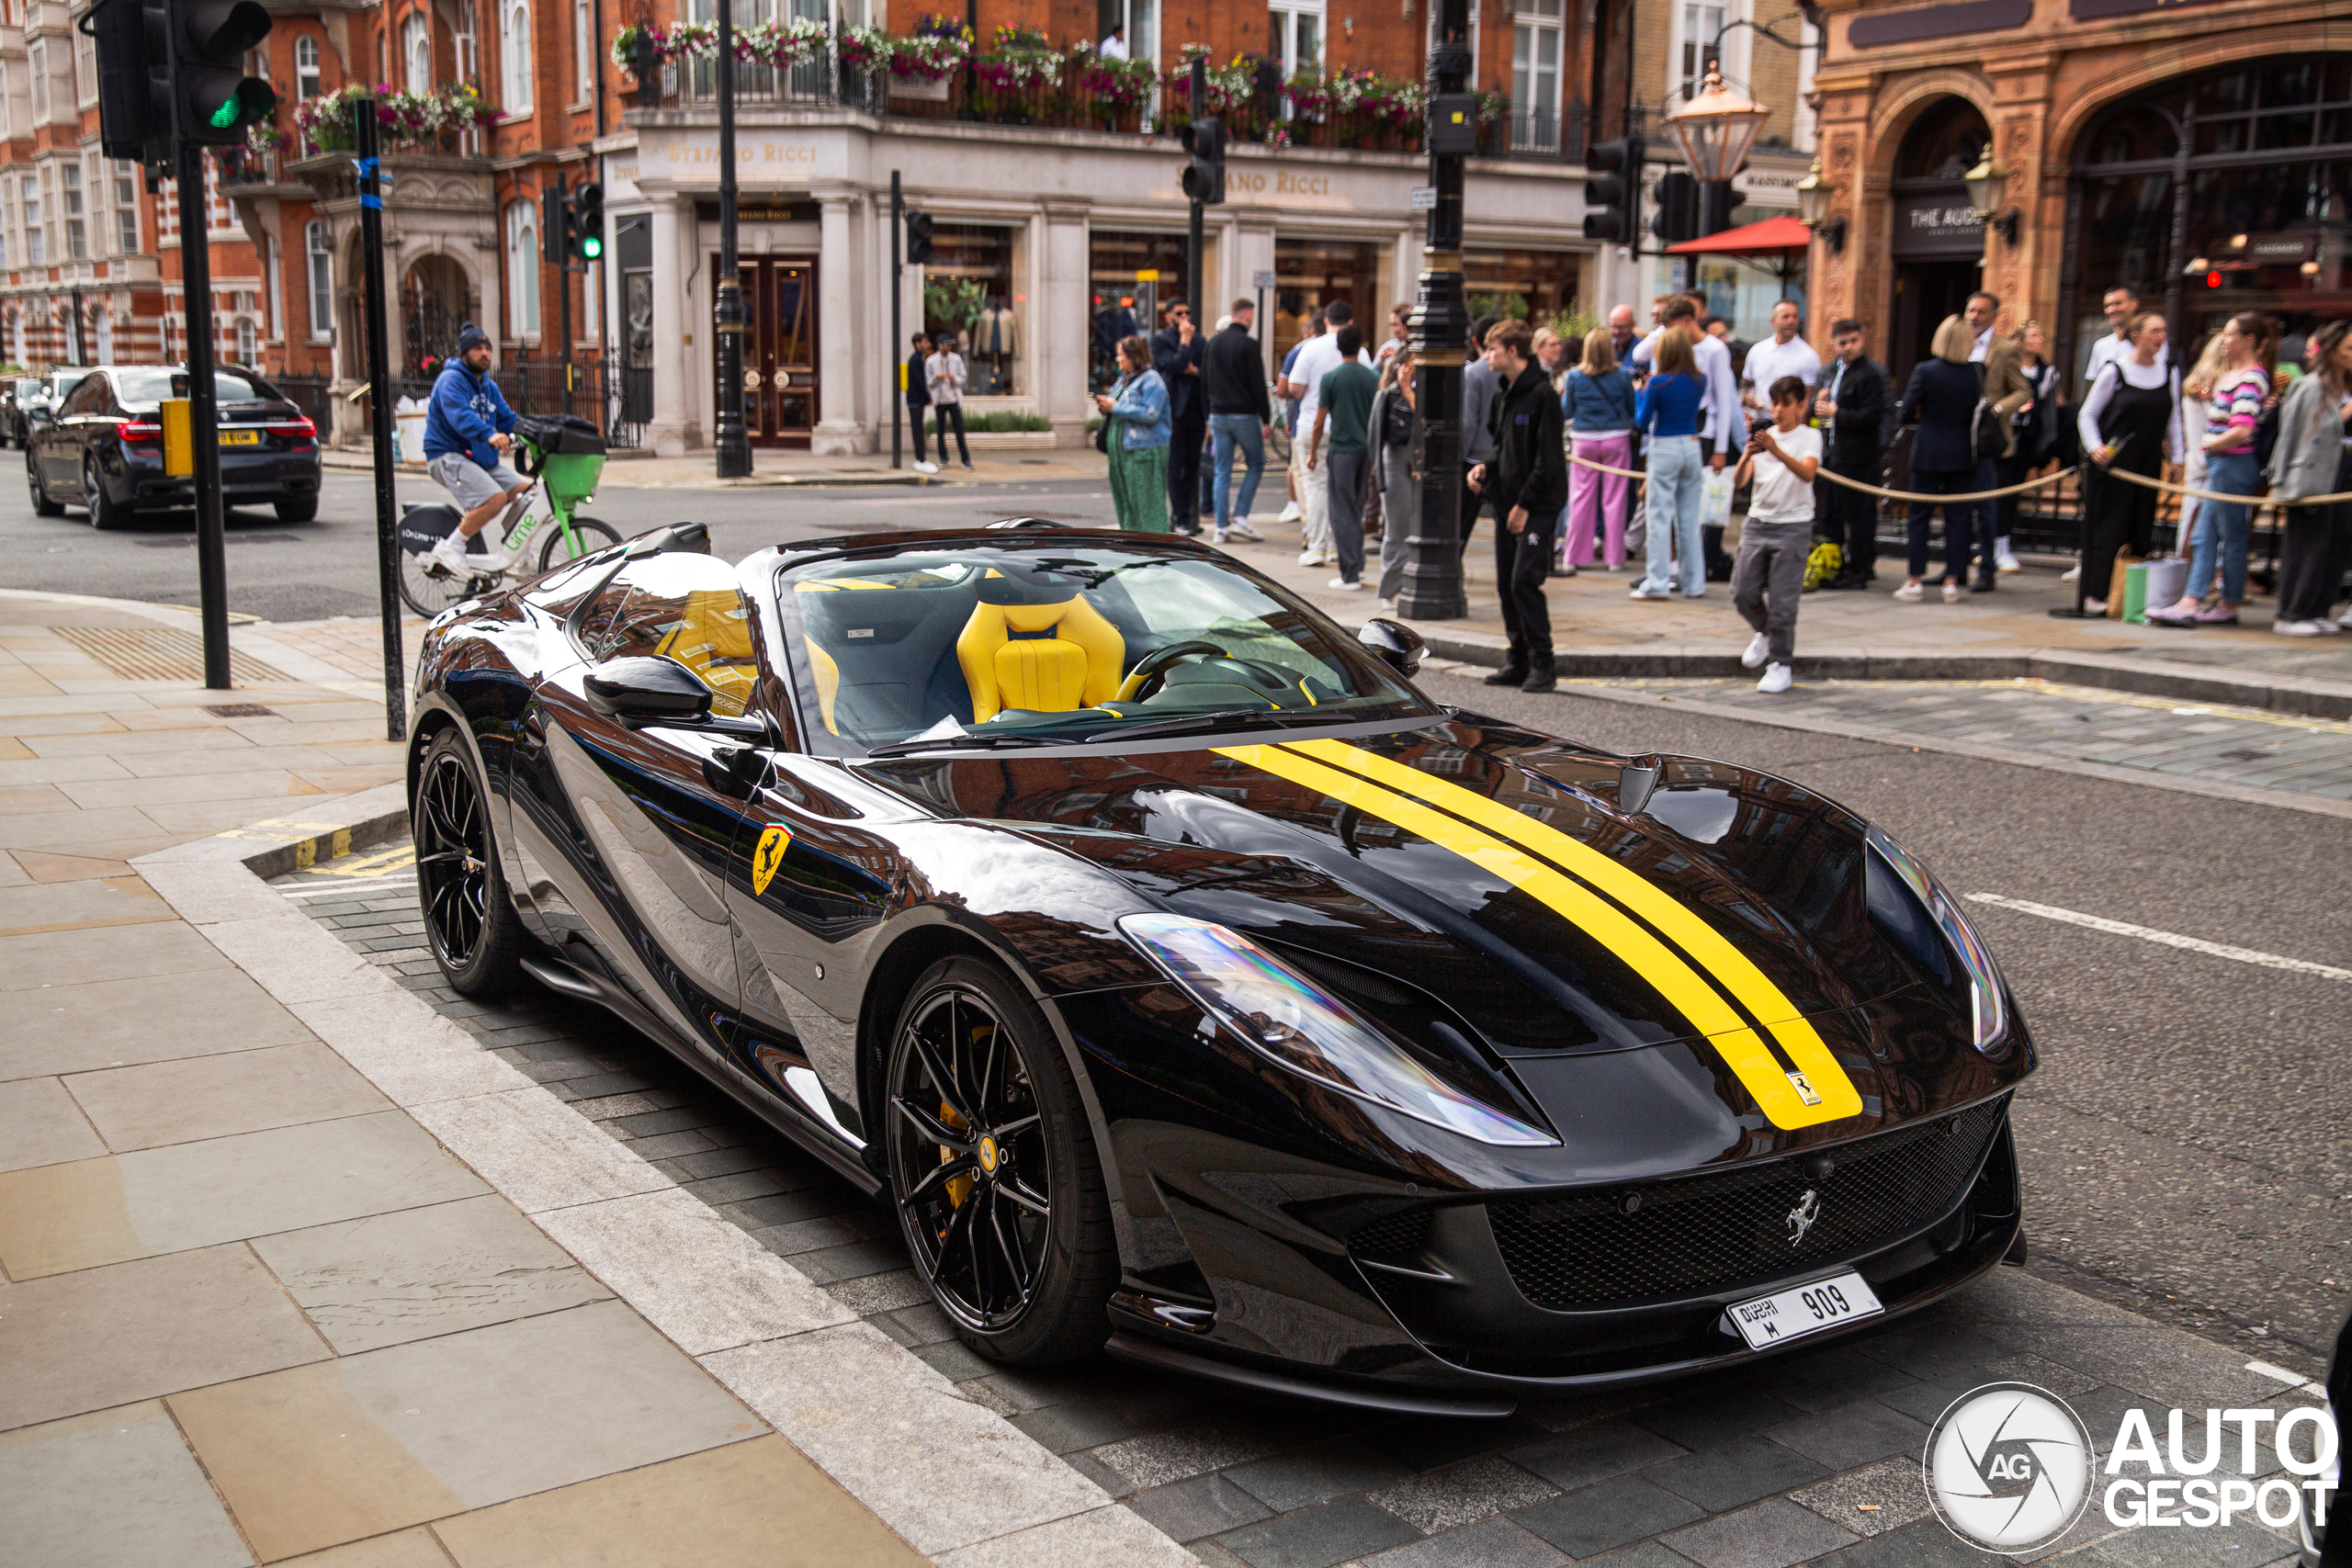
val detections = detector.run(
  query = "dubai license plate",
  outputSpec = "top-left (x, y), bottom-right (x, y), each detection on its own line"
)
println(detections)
top-left (1728, 1270), bottom-right (1883, 1350)
top-left (219, 429), bottom-right (260, 446)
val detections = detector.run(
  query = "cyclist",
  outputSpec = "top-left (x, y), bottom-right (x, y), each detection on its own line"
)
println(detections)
top-left (423, 323), bottom-right (532, 579)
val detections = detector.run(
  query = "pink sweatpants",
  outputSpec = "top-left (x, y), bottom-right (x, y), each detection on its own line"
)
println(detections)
top-left (1566, 432), bottom-right (1632, 567)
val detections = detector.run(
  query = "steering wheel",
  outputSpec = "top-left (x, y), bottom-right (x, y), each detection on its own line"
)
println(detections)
top-left (1117, 640), bottom-right (1231, 703)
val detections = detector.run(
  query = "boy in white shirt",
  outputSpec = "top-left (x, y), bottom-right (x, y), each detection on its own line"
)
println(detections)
top-left (1730, 376), bottom-right (1823, 694)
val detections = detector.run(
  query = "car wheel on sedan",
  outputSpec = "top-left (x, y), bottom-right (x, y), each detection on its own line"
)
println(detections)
top-left (886, 955), bottom-right (1118, 1367)
top-left (83, 457), bottom-right (130, 530)
top-left (27, 455), bottom-right (61, 516)
top-left (275, 497), bottom-right (319, 524)
top-left (413, 729), bottom-right (526, 996)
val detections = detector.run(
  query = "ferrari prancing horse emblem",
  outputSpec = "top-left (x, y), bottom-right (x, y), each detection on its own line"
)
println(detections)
top-left (751, 824), bottom-right (792, 897)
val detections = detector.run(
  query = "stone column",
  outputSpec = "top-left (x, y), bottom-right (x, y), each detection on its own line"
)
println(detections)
top-left (1040, 200), bottom-right (1091, 447)
top-left (1231, 217), bottom-right (1278, 381)
top-left (811, 191), bottom-right (866, 455)
top-left (646, 193), bottom-right (695, 457)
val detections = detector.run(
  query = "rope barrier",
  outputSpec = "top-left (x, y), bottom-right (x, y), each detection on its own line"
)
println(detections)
top-left (1565, 449), bottom-right (2081, 503)
top-left (1563, 450), bottom-right (2352, 509)
top-left (2095, 464), bottom-right (2352, 509)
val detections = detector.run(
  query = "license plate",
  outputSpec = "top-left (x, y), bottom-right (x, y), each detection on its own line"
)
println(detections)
top-left (219, 429), bottom-right (260, 446)
top-left (1728, 1270), bottom-right (1883, 1350)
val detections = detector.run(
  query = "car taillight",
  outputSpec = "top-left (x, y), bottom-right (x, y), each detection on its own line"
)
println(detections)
top-left (266, 417), bottom-right (317, 441)
top-left (119, 420), bottom-right (162, 443)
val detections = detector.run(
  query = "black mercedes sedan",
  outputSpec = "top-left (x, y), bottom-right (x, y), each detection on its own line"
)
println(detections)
top-left (406, 524), bottom-right (2033, 1416)
top-left (26, 364), bottom-right (321, 527)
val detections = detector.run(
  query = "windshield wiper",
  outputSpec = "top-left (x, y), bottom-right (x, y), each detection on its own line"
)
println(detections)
top-left (862, 732), bottom-right (1054, 759)
top-left (1091, 707), bottom-right (1306, 743)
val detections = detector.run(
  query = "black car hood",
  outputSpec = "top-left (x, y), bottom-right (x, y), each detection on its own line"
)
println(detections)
top-left (867, 712), bottom-right (2013, 1143)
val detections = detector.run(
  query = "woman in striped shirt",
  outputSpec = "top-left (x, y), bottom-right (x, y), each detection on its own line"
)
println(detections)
top-left (2149, 313), bottom-right (2272, 627)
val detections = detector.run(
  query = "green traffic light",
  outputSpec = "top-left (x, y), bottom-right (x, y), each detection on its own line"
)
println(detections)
top-left (209, 92), bottom-right (240, 130)
top-left (581, 236), bottom-right (603, 259)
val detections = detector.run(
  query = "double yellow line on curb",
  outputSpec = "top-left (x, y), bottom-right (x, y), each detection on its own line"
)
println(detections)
top-left (1216, 739), bottom-right (1861, 1130)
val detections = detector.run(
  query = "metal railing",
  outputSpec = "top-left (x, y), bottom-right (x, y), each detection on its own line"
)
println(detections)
top-left (271, 362), bottom-right (642, 452)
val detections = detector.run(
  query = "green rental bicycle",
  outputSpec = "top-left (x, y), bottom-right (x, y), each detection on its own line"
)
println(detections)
top-left (396, 413), bottom-right (620, 617)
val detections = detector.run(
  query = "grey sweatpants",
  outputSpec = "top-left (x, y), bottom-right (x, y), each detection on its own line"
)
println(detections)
top-left (1326, 449), bottom-right (1369, 584)
top-left (1732, 517), bottom-right (1810, 665)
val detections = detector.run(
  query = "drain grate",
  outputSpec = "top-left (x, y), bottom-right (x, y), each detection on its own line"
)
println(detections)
top-left (204, 703), bottom-right (277, 717)
top-left (51, 626), bottom-right (287, 684)
top-left (2217, 749), bottom-right (2271, 761)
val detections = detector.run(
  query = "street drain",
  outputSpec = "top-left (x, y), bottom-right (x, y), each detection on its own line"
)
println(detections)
top-left (51, 626), bottom-right (287, 684)
top-left (2218, 749), bottom-right (2271, 761)
top-left (204, 703), bottom-right (277, 718)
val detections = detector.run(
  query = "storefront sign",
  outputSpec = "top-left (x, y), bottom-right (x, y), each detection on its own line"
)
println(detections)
top-left (1222, 164), bottom-right (1353, 209)
top-left (1892, 191), bottom-right (1985, 257)
top-left (695, 200), bottom-right (820, 223)
top-left (1849, 0), bottom-right (2030, 47)
top-left (660, 138), bottom-right (822, 175)
top-left (2237, 233), bottom-right (2315, 264)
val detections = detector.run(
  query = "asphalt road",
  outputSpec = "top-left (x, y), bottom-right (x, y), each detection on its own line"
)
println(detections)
top-left (0, 462), bottom-right (1121, 622)
top-left (1420, 667), bottom-right (2352, 1371)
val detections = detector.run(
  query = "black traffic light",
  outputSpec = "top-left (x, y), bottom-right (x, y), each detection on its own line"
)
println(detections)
top-left (1700, 181), bottom-right (1744, 237)
top-left (543, 182), bottom-right (572, 264)
top-left (571, 183), bottom-right (605, 262)
top-left (905, 210), bottom-right (935, 265)
top-left (1180, 117), bottom-right (1226, 205)
top-left (1581, 138), bottom-right (1645, 243)
top-left (174, 0), bottom-right (277, 145)
top-left (1651, 171), bottom-right (1700, 244)
top-left (87, 0), bottom-right (171, 163)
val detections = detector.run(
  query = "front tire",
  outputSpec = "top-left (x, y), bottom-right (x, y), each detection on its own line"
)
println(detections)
top-left (538, 514), bottom-right (620, 572)
top-left (413, 729), bottom-right (526, 996)
top-left (886, 956), bottom-right (1116, 1366)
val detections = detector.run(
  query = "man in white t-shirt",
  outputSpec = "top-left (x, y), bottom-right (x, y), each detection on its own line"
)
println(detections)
top-left (1729, 375), bottom-right (1823, 694)
top-left (1097, 23), bottom-right (1127, 59)
top-left (1282, 299), bottom-right (1372, 566)
top-left (1739, 301), bottom-right (1819, 433)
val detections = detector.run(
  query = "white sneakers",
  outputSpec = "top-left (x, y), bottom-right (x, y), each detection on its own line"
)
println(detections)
top-left (1276, 502), bottom-right (1302, 523)
top-left (426, 530), bottom-right (513, 580)
top-left (1757, 662), bottom-right (1792, 694)
top-left (1327, 576), bottom-right (1363, 592)
top-left (2060, 564), bottom-right (2080, 584)
top-left (1224, 520), bottom-right (1262, 542)
top-left (2276, 619), bottom-right (2330, 637)
top-left (912, 459), bottom-right (940, 475)
top-left (1892, 581), bottom-right (1924, 602)
top-left (1375, 597), bottom-right (1397, 613)
top-left (1297, 549), bottom-right (1321, 567)
top-left (1741, 632), bottom-right (1770, 670)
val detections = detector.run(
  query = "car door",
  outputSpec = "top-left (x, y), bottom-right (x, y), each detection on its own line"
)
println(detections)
top-left (509, 551), bottom-right (770, 1068)
top-left (48, 373), bottom-right (105, 493)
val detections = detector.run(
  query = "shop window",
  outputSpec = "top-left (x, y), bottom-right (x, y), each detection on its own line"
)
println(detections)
top-left (296, 35), bottom-right (322, 99)
top-left (922, 223), bottom-right (1022, 394)
top-left (505, 201), bottom-right (540, 337)
top-left (1271, 235), bottom-right (1379, 369)
top-left (1089, 229), bottom-right (1189, 389)
top-left (1463, 247), bottom-right (1584, 330)
top-left (1510, 0), bottom-right (1562, 152)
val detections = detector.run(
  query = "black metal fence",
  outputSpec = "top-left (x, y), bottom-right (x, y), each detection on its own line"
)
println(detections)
top-left (266, 362), bottom-right (643, 451)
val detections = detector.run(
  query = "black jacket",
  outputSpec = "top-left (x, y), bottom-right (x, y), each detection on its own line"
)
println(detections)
top-left (1896, 358), bottom-right (1982, 475)
top-left (1486, 363), bottom-right (1567, 519)
top-left (904, 351), bottom-right (930, 409)
top-left (1821, 354), bottom-right (1885, 458)
top-left (1151, 326), bottom-right (1205, 421)
top-left (1204, 324), bottom-right (1272, 422)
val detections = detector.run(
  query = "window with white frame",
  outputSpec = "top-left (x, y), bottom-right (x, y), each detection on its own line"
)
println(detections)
top-left (93, 306), bottom-right (112, 361)
top-left (455, 0), bottom-right (480, 84)
top-left (6, 311), bottom-right (19, 367)
top-left (1426, 5), bottom-right (1482, 89)
top-left (1679, 0), bottom-right (1725, 100)
top-left (306, 220), bottom-right (332, 342)
top-left (73, 24), bottom-right (94, 107)
top-left (1510, 0), bottom-right (1562, 151)
top-left (29, 39), bottom-right (48, 122)
top-left (574, 0), bottom-right (591, 97)
top-left (62, 164), bottom-right (84, 261)
top-left (505, 201), bottom-right (539, 336)
top-left (235, 317), bottom-right (255, 362)
top-left (113, 163), bottom-right (138, 254)
top-left (1268, 0), bottom-right (1319, 81)
top-left (29, 170), bottom-right (48, 266)
top-left (503, 0), bottom-right (533, 112)
top-left (296, 36), bottom-right (322, 98)
top-left (404, 12), bottom-right (431, 96)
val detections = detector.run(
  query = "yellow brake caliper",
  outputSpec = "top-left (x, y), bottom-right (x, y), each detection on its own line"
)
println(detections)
top-left (941, 1103), bottom-right (972, 1213)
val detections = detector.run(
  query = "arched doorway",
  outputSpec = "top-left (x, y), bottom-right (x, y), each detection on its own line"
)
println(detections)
top-left (2064, 55), bottom-right (2352, 388)
top-left (402, 254), bottom-right (472, 378)
top-left (1888, 96), bottom-right (1992, 386)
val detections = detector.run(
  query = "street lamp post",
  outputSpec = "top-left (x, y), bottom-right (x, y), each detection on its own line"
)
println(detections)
top-left (712, 0), bottom-right (752, 478)
top-left (1398, 0), bottom-right (1476, 621)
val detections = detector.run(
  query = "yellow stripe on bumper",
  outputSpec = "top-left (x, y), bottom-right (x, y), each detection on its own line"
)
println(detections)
top-left (1216, 742), bottom-right (1849, 1130)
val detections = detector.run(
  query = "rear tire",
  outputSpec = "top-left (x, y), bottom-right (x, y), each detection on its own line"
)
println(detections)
top-left (27, 456), bottom-right (61, 516)
top-left (84, 458), bottom-right (130, 530)
top-left (413, 728), bottom-right (526, 997)
top-left (275, 496), bottom-right (319, 523)
top-left (538, 515), bottom-right (621, 572)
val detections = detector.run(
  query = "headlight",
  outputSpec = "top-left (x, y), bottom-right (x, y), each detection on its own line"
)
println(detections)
top-left (1865, 828), bottom-right (2007, 1051)
top-left (1118, 913), bottom-right (1557, 1147)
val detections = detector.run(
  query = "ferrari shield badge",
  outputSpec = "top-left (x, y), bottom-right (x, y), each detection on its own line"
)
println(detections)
top-left (1786, 1071), bottom-right (1824, 1108)
top-left (751, 824), bottom-right (792, 897)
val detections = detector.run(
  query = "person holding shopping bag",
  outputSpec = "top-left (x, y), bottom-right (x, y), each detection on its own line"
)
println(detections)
top-left (2075, 311), bottom-right (2183, 615)
top-left (1095, 335), bottom-right (1171, 532)
top-left (1630, 326), bottom-right (1708, 600)
top-left (1563, 328), bottom-right (1637, 572)
top-left (2149, 312), bottom-right (2271, 627)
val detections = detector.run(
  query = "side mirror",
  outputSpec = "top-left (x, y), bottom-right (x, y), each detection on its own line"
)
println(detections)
top-left (1358, 617), bottom-right (1425, 679)
top-left (582, 655), bottom-right (765, 737)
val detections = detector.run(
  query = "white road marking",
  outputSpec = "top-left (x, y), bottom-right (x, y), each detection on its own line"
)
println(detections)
top-left (282, 877), bottom-right (418, 899)
top-left (2246, 1359), bottom-right (2324, 1394)
top-left (1967, 894), bottom-right (2352, 983)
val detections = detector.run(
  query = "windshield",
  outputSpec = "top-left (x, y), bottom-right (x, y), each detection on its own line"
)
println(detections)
top-left (775, 540), bottom-right (1427, 756)
top-left (110, 368), bottom-right (278, 408)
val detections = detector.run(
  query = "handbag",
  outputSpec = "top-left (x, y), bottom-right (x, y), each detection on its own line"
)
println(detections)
top-left (1969, 365), bottom-right (2007, 467)
top-left (1699, 469), bottom-right (1735, 530)
top-left (2106, 549), bottom-right (2143, 618)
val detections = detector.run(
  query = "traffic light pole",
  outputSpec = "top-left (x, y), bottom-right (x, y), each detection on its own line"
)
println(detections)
top-left (711, 0), bottom-right (751, 478)
top-left (553, 173), bottom-right (573, 418)
top-left (1398, 0), bottom-right (1472, 621)
top-left (1186, 57), bottom-right (1205, 325)
top-left (171, 98), bottom-right (232, 686)
top-left (889, 170), bottom-right (902, 471)
top-left (353, 98), bottom-right (405, 740)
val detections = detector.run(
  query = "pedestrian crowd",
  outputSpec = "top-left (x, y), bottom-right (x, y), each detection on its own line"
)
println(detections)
top-left (1082, 278), bottom-right (2352, 692)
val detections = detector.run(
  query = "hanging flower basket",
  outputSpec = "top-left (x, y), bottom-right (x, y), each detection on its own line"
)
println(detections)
top-left (292, 83), bottom-right (499, 153)
top-left (609, 17), bottom-right (831, 74)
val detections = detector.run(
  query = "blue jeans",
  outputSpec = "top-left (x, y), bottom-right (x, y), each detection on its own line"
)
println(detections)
top-left (1640, 436), bottom-right (1705, 594)
top-left (1209, 414), bottom-right (1265, 533)
top-left (2188, 450), bottom-right (2262, 604)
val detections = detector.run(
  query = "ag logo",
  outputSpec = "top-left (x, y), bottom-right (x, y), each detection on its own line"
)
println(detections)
top-left (1925, 1382), bottom-right (2094, 1554)
top-left (751, 824), bottom-right (793, 897)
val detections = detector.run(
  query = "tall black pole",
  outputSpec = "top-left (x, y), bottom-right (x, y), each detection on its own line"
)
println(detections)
top-left (712, 0), bottom-right (751, 477)
top-left (353, 101), bottom-right (406, 739)
top-left (1186, 57), bottom-right (1205, 325)
top-left (555, 173), bottom-right (574, 417)
top-left (170, 81), bottom-right (231, 684)
top-left (1399, 0), bottom-right (1471, 620)
top-left (890, 170), bottom-right (902, 469)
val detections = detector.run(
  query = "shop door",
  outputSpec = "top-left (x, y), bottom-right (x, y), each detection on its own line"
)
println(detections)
top-left (1889, 259), bottom-right (1977, 389)
top-left (715, 255), bottom-right (819, 447)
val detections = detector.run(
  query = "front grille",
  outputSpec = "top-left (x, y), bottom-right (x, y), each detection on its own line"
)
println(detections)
top-left (1349, 1208), bottom-right (1431, 1262)
top-left (1488, 1098), bottom-right (2007, 1311)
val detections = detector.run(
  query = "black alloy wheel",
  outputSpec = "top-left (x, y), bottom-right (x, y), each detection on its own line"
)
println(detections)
top-left (886, 957), bottom-right (1115, 1364)
top-left (413, 730), bottom-right (524, 994)
top-left (28, 455), bottom-right (62, 516)
top-left (83, 457), bottom-right (129, 530)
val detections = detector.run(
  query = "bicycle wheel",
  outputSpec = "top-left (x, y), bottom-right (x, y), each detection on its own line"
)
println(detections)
top-left (397, 534), bottom-right (499, 618)
top-left (538, 515), bottom-right (621, 572)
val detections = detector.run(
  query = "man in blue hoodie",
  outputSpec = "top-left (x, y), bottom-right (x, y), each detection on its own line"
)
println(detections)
top-left (423, 323), bottom-right (528, 578)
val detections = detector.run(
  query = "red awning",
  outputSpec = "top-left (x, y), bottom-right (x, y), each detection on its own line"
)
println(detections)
top-left (1664, 215), bottom-right (1814, 256)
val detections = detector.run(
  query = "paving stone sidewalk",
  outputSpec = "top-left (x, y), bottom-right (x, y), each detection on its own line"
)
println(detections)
top-left (286, 829), bottom-right (2328, 1568)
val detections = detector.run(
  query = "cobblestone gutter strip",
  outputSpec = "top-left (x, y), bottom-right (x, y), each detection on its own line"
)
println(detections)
top-left (133, 795), bottom-right (1195, 1567)
top-left (1416, 630), bottom-right (2352, 719)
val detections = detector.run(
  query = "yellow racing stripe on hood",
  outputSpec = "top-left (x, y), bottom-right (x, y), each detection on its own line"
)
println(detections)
top-left (1282, 738), bottom-right (1861, 1126)
top-left (1217, 743), bottom-right (1847, 1129)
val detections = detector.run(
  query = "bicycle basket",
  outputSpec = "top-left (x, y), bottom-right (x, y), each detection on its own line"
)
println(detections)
top-left (513, 412), bottom-right (606, 456)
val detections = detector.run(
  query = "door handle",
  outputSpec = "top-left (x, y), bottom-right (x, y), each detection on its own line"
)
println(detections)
top-left (703, 745), bottom-right (764, 797)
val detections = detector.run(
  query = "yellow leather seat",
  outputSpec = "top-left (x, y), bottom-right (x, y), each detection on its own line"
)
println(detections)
top-left (955, 597), bottom-right (1125, 723)
top-left (654, 588), bottom-right (758, 716)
